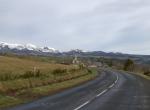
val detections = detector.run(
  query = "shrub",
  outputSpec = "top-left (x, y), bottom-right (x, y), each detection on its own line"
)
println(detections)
top-left (123, 59), bottom-right (134, 71)
top-left (0, 69), bottom-right (42, 81)
top-left (143, 71), bottom-right (150, 76)
top-left (52, 68), bottom-right (67, 76)
top-left (21, 71), bottom-right (34, 79)
top-left (21, 69), bottom-right (42, 79)
top-left (34, 69), bottom-right (42, 77)
top-left (87, 69), bottom-right (92, 74)
top-left (0, 72), bottom-right (13, 81)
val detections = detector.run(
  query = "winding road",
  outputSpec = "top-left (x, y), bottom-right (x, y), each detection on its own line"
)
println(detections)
top-left (5, 70), bottom-right (150, 110)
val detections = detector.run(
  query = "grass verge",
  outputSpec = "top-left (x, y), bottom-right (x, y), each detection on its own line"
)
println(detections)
top-left (128, 72), bottom-right (150, 80)
top-left (112, 68), bottom-right (150, 80)
top-left (0, 68), bottom-right (98, 109)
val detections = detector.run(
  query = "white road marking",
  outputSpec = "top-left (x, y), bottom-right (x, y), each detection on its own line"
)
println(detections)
top-left (116, 75), bottom-right (119, 82)
top-left (74, 73), bottom-right (119, 110)
top-left (74, 101), bottom-right (90, 110)
top-left (114, 74), bottom-right (119, 84)
top-left (96, 89), bottom-right (108, 97)
top-left (109, 83), bottom-right (114, 88)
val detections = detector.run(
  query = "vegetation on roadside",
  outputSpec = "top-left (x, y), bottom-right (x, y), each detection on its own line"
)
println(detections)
top-left (123, 59), bottom-right (134, 71)
top-left (95, 57), bottom-right (150, 78)
top-left (0, 55), bottom-right (98, 108)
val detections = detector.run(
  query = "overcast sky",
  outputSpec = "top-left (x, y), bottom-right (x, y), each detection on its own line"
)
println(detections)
top-left (0, 0), bottom-right (150, 54)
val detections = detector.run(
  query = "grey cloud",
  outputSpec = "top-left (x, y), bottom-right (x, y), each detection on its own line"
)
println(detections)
top-left (0, 0), bottom-right (150, 54)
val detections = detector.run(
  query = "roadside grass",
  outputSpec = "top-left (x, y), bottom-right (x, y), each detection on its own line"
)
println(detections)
top-left (128, 71), bottom-right (150, 80)
top-left (0, 55), bottom-right (98, 108)
top-left (0, 71), bottom-right (97, 108)
top-left (0, 95), bottom-right (22, 108)
top-left (23, 72), bottom-right (97, 99)
top-left (112, 68), bottom-right (150, 80)
top-left (138, 74), bottom-right (150, 80)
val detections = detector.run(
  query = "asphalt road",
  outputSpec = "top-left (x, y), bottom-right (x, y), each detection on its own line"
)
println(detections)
top-left (5, 70), bottom-right (150, 110)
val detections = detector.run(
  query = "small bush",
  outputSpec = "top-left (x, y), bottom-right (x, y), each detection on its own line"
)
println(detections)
top-left (87, 69), bottom-right (92, 74)
top-left (0, 72), bottom-right (13, 81)
top-left (52, 68), bottom-right (67, 76)
top-left (34, 69), bottom-right (42, 77)
top-left (0, 70), bottom-right (43, 81)
top-left (123, 59), bottom-right (134, 71)
top-left (21, 71), bottom-right (34, 79)
top-left (20, 69), bottom-right (42, 79)
top-left (143, 71), bottom-right (150, 76)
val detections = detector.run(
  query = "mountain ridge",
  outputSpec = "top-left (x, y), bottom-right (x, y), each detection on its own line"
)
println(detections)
top-left (0, 42), bottom-right (59, 53)
top-left (1, 42), bottom-right (150, 64)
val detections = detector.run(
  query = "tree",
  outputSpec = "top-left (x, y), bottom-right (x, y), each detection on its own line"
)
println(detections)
top-left (123, 59), bottom-right (134, 71)
top-left (107, 60), bottom-right (113, 67)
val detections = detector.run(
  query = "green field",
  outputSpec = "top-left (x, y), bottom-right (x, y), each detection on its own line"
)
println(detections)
top-left (0, 55), bottom-right (97, 108)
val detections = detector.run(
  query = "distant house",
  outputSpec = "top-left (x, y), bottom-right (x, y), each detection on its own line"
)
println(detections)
top-left (88, 62), bottom-right (103, 68)
top-left (72, 55), bottom-right (86, 69)
top-left (72, 55), bottom-right (80, 65)
top-left (88, 65), bottom-right (97, 68)
top-left (95, 62), bottom-right (103, 67)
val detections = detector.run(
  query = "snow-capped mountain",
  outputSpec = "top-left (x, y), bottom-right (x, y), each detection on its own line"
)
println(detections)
top-left (0, 42), bottom-right (150, 65)
top-left (0, 42), bottom-right (59, 53)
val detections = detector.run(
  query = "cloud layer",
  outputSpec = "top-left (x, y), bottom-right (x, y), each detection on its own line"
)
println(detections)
top-left (0, 0), bottom-right (150, 54)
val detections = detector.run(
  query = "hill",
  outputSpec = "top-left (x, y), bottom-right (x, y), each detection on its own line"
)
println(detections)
top-left (0, 55), bottom-right (97, 108)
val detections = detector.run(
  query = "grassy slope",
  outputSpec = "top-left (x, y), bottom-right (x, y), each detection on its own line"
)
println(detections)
top-left (0, 73), bottom-right (97, 108)
top-left (0, 56), bottom-right (98, 108)
top-left (0, 56), bottom-right (70, 75)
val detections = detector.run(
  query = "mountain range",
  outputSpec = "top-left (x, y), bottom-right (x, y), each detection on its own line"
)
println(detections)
top-left (0, 42), bottom-right (59, 52)
top-left (0, 42), bottom-right (60, 55)
top-left (0, 42), bottom-right (150, 64)
top-left (0, 42), bottom-right (123, 56)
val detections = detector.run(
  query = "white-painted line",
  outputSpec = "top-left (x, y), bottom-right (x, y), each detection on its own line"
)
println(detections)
top-left (96, 89), bottom-right (108, 97)
top-left (109, 83), bottom-right (114, 88)
top-left (116, 75), bottom-right (119, 81)
top-left (74, 101), bottom-right (90, 110)
top-left (74, 73), bottom-right (119, 110)
top-left (114, 74), bottom-right (119, 84)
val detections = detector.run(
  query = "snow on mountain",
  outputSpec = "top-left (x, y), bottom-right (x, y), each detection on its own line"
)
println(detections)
top-left (0, 42), bottom-right (86, 54)
top-left (0, 42), bottom-right (24, 50)
top-left (24, 44), bottom-right (37, 51)
top-left (42, 47), bottom-right (59, 53)
top-left (0, 42), bottom-right (59, 53)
